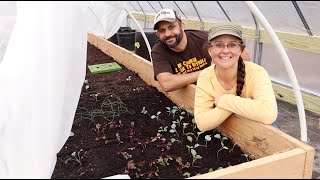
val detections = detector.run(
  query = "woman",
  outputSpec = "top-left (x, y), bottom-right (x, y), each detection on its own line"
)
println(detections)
top-left (194, 22), bottom-right (278, 132)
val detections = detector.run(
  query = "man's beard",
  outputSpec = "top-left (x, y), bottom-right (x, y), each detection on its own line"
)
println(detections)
top-left (161, 28), bottom-right (183, 48)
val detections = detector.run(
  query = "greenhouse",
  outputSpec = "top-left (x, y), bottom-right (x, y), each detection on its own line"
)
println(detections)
top-left (0, 1), bottom-right (319, 179)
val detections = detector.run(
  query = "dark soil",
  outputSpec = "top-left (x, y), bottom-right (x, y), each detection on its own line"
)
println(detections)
top-left (51, 43), bottom-right (251, 179)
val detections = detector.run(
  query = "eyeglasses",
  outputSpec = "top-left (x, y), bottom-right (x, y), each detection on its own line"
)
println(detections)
top-left (210, 42), bottom-right (242, 51)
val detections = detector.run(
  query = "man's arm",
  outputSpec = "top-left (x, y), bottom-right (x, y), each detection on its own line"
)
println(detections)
top-left (156, 71), bottom-right (202, 92)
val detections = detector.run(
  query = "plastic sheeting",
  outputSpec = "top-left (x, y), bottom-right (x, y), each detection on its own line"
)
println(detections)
top-left (0, 1), bottom-right (128, 178)
top-left (128, 1), bottom-right (320, 36)
top-left (0, 1), bottom-right (16, 63)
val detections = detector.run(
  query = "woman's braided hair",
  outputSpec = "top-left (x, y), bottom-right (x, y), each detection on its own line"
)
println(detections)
top-left (236, 54), bottom-right (246, 96)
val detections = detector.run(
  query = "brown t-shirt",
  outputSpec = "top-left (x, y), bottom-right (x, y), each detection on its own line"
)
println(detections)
top-left (151, 30), bottom-right (212, 80)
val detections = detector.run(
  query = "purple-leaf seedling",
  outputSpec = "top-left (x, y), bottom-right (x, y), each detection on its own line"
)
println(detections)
top-left (124, 160), bottom-right (136, 174)
top-left (127, 121), bottom-right (139, 143)
top-left (175, 156), bottom-right (190, 173)
top-left (116, 132), bottom-right (123, 144)
top-left (92, 123), bottom-right (106, 141)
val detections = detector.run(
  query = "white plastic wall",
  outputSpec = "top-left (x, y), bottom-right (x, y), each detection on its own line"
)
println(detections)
top-left (0, 1), bottom-right (128, 178)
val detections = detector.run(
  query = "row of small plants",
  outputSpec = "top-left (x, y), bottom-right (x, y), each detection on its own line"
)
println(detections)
top-left (64, 78), bottom-right (253, 179)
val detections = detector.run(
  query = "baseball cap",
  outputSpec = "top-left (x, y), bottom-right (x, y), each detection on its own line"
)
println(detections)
top-left (153, 9), bottom-right (181, 30)
top-left (208, 22), bottom-right (243, 42)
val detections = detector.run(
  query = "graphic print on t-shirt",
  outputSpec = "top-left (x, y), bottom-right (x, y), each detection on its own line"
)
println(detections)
top-left (175, 57), bottom-right (208, 74)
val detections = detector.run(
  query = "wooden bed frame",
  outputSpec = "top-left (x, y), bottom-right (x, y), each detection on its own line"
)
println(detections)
top-left (87, 33), bottom-right (315, 179)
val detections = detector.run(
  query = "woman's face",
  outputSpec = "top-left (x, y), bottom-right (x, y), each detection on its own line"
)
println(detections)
top-left (208, 34), bottom-right (243, 70)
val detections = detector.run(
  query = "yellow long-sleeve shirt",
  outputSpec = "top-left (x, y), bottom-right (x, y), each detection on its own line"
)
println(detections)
top-left (194, 61), bottom-right (278, 132)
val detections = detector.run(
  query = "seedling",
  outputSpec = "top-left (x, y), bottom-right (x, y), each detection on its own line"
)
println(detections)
top-left (120, 151), bottom-right (132, 160)
top-left (124, 160), bottom-right (137, 174)
top-left (100, 94), bottom-right (133, 120)
top-left (241, 153), bottom-right (254, 162)
top-left (182, 122), bottom-right (189, 135)
top-left (175, 156), bottom-right (191, 173)
top-left (92, 123), bottom-right (106, 141)
top-left (132, 87), bottom-right (144, 92)
top-left (229, 138), bottom-right (241, 153)
top-left (127, 122), bottom-right (138, 142)
top-left (196, 131), bottom-right (204, 142)
top-left (157, 126), bottom-right (168, 136)
top-left (141, 106), bottom-right (148, 115)
top-left (173, 115), bottom-right (185, 127)
top-left (126, 76), bottom-right (132, 81)
top-left (182, 172), bottom-right (191, 178)
top-left (64, 149), bottom-right (85, 166)
top-left (141, 160), bottom-right (160, 178)
top-left (166, 107), bottom-right (172, 116)
top-left (84, 79), bottom-right (90, 89)
top-left (169, 122), bottom-right (179, 138)
top-left (151, 111), bottom-right (161, 122)
top-left (214, 134), bottom-right (229, 159)
top-left (170, 138), bottom-right (182, 145)
top-left (90, 92), bottom-right (101, 102)
top-left (204, 134), bottom-right (212, 148)
top-left (156, 154), bottom-right (172, 166)
top-left (166, 106), bottom-right (179, 120)
top-left (186, 144), bottom-right (199, 154)
top-left (184, 132), bottom-right (196, 143)
top-left (75, 107), bottom-right (105, 126)
top-left (190, 148), bottom-right (202, 167)
top-left (116, 132), bottom-right (123, 144)
top-left (107, 120), bottom-right (124, 130)
top-left (191, 118), bottom-right (197, 132)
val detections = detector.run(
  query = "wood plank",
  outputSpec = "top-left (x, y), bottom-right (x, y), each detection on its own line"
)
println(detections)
top-left (87, 33), bottom-right (315, 178)
top-left (273, 82), bottom-right (320, 115)
top-left (131, 13), bottom-right (320, 54)
top-left (217, 115), bottom-right (315, 178)
top-left (217, 115), bottom-right (295, 158)
top-left (188, 148), bottom-right (306, 179)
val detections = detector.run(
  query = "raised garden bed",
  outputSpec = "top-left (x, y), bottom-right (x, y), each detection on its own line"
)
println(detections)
top-left (51, 33), bottom-right (315, 179)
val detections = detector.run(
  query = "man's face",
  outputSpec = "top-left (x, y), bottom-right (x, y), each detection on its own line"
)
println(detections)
top-left (156, 21), bottom-right (184, 48)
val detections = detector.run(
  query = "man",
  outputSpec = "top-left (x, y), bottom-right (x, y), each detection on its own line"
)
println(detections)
top-left (151, 9), bottom-right (250, 92)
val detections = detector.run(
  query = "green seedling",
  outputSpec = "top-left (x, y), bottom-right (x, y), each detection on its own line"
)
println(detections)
top-left (64, 149), bottom-right (85, 166)
top-left (190, 149), bottom-right (202, 167)
top-left (151, 111), bottom-right (161, 121)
